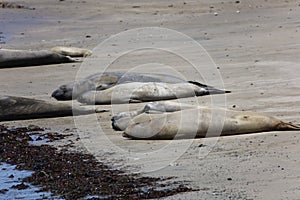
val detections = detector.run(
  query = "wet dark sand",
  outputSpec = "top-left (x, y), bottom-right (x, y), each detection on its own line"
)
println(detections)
top-left (0, 125), bottom-right (194, 199)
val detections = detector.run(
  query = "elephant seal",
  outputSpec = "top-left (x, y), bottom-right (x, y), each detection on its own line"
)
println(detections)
top-left (52, 71), bottom-right (229, 101)
top-left (0, 49), bottom-right (75, 68)
top-left (0, 96), bottom-right (101, 121)
top-left (114, 102), bottom-right (300, 139)
top-left (50, 46), bottom-right (92, 57)
top-left (77, 82), bottom-right (227, 105)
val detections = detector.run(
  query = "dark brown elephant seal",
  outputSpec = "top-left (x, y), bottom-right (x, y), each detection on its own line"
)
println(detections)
top-left (0, 96), bottom-right (101, 121)
top-left (0, 49), bottom-right (75, 68)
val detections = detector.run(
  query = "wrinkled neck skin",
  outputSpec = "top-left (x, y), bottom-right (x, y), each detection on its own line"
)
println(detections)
top-left (73, 80), bottom-right (96, 99)
top-left (53, 80), bottom-right (96, 101)
top-left (111, 101), bottom-right (198, 131)
top-left (111, 108), bottom-right (146, 131)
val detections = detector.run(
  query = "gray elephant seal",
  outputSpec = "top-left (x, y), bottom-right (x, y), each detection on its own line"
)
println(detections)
top-left (0, 49), bottom-right (75, 68)
top-left (78, 82), bottom-right (223, 105)
top-left (52, 71), bottom-right (229, 101)
top-left (50, 46), bottom-right (92, 57)
top-left (0, 96), bottom-right (100, 121)
top-left (115, 102), bottom-right (300, 139)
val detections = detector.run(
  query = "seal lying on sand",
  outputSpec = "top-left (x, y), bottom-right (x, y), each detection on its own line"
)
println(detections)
top-left (0, 49), bottom-right (75, 68)
top-left (50, 46), bottom-right (92, 57)
top-left (111, 102), bottom-right (300, 139)
top-left (0, 96), bottom-right (101, 121)
top-left (52, 71), bottom-right (229, 101)
top-left (78, 82), bottom-right (226, 105)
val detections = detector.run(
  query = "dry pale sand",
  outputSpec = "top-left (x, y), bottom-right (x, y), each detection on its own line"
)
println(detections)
top-left (1, 0), bottom-right (300, 199)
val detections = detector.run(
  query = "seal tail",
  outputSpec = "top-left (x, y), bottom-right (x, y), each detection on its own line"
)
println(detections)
top-left (188, 81), bottom-right (231, 94)
top-left (206, 88), bottom-right (231, 94)
top-left (277, 122), bottom-right (300, 131)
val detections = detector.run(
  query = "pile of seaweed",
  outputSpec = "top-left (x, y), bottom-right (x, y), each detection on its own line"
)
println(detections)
top-left (0, 125), bottom-right (194, 199)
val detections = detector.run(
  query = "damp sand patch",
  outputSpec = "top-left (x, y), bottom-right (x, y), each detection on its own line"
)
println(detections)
top-left (0, 125), bottom-right (195, 199)
top-left (0, 162), bottom-right (59, 199)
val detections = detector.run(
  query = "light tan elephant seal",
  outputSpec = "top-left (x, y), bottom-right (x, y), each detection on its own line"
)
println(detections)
top-left (78, 82), bottom-right (227, 105)
top-left (50, 46), bottom-right (92, 57)
top-left (119, 102), bottom-right (299, 139)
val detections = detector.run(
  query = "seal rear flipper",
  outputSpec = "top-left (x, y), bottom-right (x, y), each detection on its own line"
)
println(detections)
top-left (276, 122), bottom-right (300, 130)
top-left (188, 81), bottom-right (230, 95)
top-left (205, 88), bottom-right (231, 95)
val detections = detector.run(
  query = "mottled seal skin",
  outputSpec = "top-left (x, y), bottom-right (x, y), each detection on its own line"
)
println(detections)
top-left (0, 96), bottom-right (97, 121)
top-left (112, 101), bottom-right (196, 131)
top-left (119, 102), bottom-right (300, 139)
top-left (0, 49), bottom-right (75, 68)
top-left (50, 46), bottom-right (92, 57)
top-left (52, 71), bottom-right (208, 101)
top-left (77, 82), bottom-right (226, 105)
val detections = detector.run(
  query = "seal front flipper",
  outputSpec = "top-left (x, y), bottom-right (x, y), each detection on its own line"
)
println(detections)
top-left (129, 99), bottom-right (143, 103)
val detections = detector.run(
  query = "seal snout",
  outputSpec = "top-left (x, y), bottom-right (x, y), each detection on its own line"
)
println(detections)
top-left (122, 132), bottom-right (133, 139)
top-left (51, 89), bottom-right (69, 101)
top-left (51, 85), bottom-right (74, 101)
top-left (111, 116), bottom-right (122, 131)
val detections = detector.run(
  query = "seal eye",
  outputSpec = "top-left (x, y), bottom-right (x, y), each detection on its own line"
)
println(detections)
top-left (243, 116), bottom-right (249, 119)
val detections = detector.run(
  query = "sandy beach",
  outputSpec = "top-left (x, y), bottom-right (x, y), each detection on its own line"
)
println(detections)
top-left (1, 0), bottom-right (300, 199)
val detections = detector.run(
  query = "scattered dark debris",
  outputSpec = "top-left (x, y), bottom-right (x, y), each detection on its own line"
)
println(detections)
top-left (0, 125), bottom-right (195, 199)
top-left (31, 131), bottom-right (73, 142)
top-left (11, 183), bottom-right (30, 190)
top-left (0, 32), bottom-right (5, 44)
top-left (0, 1), bottom-right (34, 10)
top-left (0, 189), bottom-right (8, 194)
